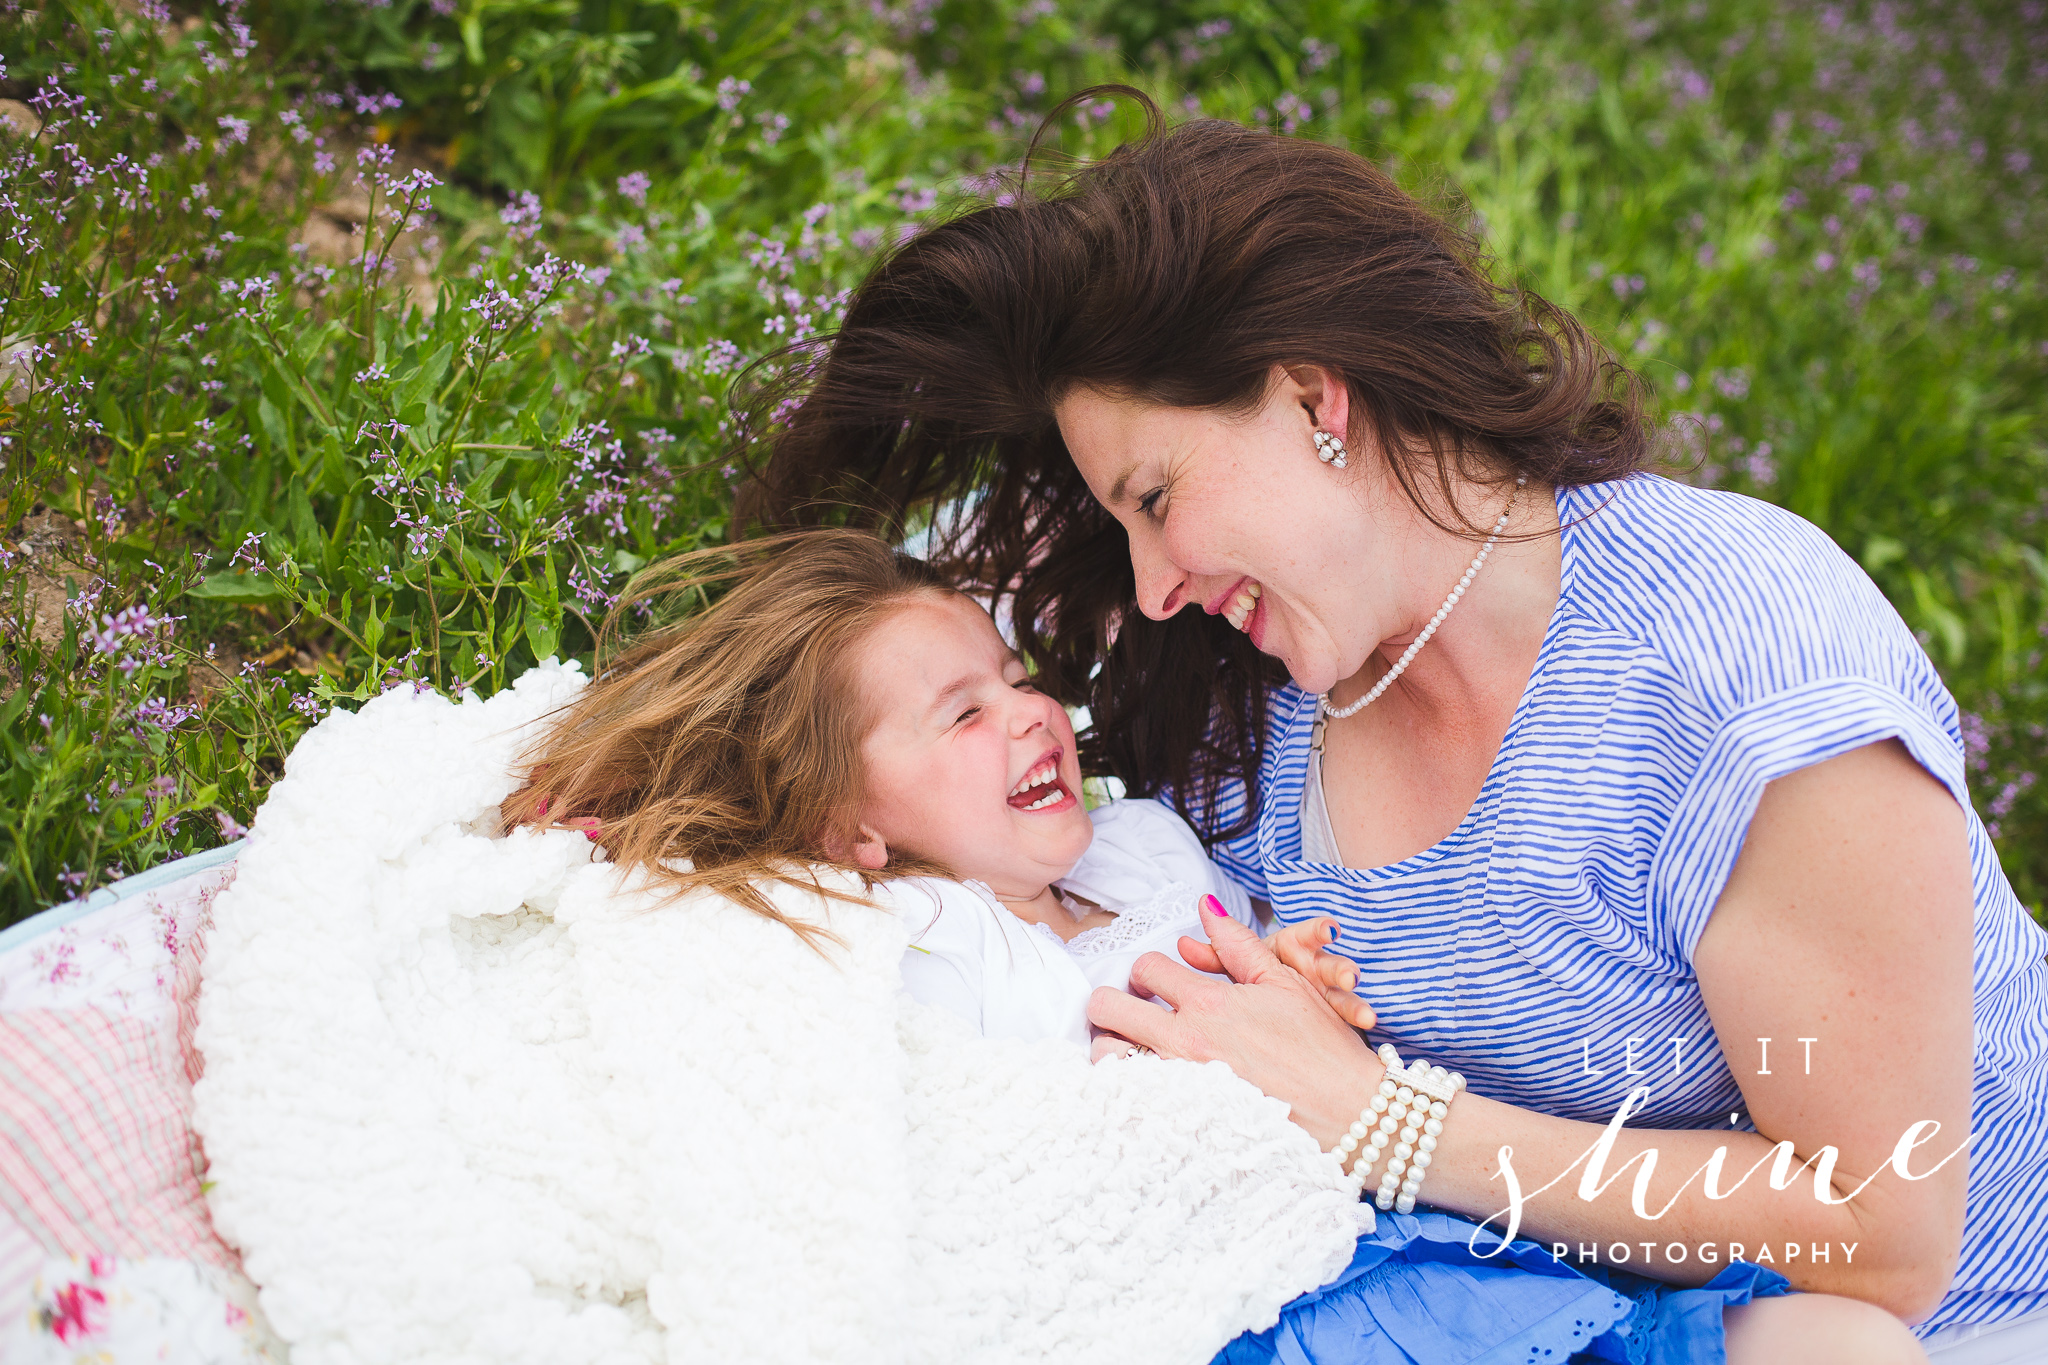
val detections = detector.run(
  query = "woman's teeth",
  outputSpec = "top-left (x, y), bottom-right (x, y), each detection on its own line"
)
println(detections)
top-left (1224, 581), bottom-right (1262, 632)
top-left (1020, 789), bottom-right (1065, 811)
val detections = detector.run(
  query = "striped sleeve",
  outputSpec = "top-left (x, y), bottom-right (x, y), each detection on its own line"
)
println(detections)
top-left (1650, 676), bottom-right (1971, 963)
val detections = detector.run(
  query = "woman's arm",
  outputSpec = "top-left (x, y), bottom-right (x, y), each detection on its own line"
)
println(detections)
top-left (1090, 740), bottom-right (1975, 1320)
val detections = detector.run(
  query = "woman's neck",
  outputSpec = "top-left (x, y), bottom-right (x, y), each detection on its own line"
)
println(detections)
top-left (1314, 483), bottom-right (1564, 868)
top-left (1329, 483), bottom-right (1562, 723)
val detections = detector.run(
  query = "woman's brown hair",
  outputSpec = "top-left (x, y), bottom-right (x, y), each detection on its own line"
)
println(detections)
top-left (737, 87), bottom-right (1647, 844)
top-left (502, 529), bottom-right (952, 936)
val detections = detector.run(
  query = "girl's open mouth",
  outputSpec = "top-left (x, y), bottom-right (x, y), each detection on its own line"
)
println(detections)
top-left (1007, 752), bottom-right (1078, 812)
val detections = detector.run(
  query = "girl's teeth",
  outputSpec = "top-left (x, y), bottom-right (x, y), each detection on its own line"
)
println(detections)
top-left (1012, 761), bottom-right (1059, 798)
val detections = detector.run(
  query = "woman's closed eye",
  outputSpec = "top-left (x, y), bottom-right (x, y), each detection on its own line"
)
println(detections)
top-left (1136, 487), bottom-right (1166, 519)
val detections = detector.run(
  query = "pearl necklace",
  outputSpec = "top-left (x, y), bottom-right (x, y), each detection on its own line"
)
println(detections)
top-left (1319, 476), bottom-right (1527, 721)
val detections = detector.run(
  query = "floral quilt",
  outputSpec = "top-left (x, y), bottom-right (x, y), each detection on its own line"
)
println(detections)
top-left (0, 851), bottom-right (284, 1362)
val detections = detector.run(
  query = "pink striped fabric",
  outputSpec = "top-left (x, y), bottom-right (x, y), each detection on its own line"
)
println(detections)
top-left (174, 906), bottom-right (214, 1088)
top-left (0, 1007), bottom-right (235, 1272)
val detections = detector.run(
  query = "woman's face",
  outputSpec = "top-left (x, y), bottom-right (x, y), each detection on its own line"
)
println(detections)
top-left (1054, 366), bottom-right (1418, 696)
top-left (850, 591), bottom-right (1095, 899)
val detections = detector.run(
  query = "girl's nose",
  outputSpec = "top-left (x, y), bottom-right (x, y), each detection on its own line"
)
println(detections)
top-left (1009, 695), bottom-right (1049, 737)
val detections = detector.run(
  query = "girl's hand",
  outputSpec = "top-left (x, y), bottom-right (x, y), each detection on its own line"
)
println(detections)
top-left (1263, 916), bottom-right (1376, 1031)
top-left (1088, 896), bottom-right (1385, 1148)
top-left (1088, 912), bottom-right (1371, 1060)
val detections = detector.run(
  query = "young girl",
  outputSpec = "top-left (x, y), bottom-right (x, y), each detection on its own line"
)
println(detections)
top-left (825, 552), bottom-right (1367, 1047)
top-left (507, 528), bottom-right (1924, 1365)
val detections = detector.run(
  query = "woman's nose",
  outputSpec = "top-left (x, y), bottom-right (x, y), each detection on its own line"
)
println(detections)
top-left (1130, 534), bottom-right (1189, 621)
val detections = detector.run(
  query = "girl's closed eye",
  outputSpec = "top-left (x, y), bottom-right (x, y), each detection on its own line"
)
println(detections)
top-left (1137, 488), bottom-right (1166, 518)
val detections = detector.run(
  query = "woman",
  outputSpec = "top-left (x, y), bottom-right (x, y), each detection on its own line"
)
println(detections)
top-left (739, 90), bottom-right (2048, 1357)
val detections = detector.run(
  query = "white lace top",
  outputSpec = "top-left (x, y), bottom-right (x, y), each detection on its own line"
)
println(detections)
top-left (879, 799), bottom-right (1258, 1048)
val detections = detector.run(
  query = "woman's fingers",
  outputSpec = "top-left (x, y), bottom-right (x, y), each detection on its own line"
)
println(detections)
top-left (1086, 984), bottom-right (1184, 1053)
top-left (1090, 1030), bottom-right (1140, 1063)
top-left (1125, 949), bottom-right (1224, 1012)
top-left (1133, 942), bottom-right (1384, 1145)
top-left (1196, 903), bottom-right (1286, 986)
top-left (1176, 935), bottom-right (1225, 974)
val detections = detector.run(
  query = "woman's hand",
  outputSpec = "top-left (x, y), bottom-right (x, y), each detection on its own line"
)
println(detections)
top-left (1086, 898), bottom-right (1384, 1146)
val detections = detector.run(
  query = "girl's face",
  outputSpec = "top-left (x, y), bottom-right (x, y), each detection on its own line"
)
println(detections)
top-left (1053, 366), bottom-right (1429, 697)
top-left (850, 591), bottom-right (1095, 899)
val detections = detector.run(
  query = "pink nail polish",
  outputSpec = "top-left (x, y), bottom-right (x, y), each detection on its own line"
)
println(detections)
top-left (1203, 894), bottom-right (1228, 918)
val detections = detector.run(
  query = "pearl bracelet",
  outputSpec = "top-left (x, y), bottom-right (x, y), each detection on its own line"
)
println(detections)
top-left (1331, 1043), bottom-right (1465, 1213)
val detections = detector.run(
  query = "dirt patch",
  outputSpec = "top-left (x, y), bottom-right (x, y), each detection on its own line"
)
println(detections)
top-left (291, 137), bottom-right (447, 315)
top-left (184, 641), bottom-right (245, 706)
top-left (5, 509), bottom-right (86, 650)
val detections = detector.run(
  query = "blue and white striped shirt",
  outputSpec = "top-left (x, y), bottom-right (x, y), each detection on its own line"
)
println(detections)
top-left (1196, 475), bottom-right (2048, 1334)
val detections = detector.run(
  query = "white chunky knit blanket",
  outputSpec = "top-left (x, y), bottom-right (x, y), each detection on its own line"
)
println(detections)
top-left (191, 663), bottom-right (1371, 1365)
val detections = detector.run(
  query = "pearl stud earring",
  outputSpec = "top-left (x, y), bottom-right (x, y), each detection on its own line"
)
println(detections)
top-left (1313, 429), bottom-right (1348, 470)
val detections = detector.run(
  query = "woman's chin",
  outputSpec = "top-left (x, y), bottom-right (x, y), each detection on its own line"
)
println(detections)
top-left (1280, 656), bottom-right (1336, 696)
top-left (1281, 645), bottom-right (1365, 699)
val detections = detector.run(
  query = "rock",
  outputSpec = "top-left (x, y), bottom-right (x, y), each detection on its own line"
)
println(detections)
top-left (0, 100), bottom-right (43, 142)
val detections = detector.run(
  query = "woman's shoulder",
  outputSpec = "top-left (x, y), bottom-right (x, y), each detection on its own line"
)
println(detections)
top-left (1559, 475), bottom-right (1935, 713)
top-left (1565, 474), bottom-right (1876, 610)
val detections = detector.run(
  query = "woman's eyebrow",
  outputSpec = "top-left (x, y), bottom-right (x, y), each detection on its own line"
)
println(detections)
top-left (1107, 460), bottom-right (1144, 505)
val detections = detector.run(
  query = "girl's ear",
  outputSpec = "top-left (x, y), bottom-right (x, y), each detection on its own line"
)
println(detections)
top-left (821, 816), bottom-right (891, 870)
top-left (848, 823), bottom-right (890, 871)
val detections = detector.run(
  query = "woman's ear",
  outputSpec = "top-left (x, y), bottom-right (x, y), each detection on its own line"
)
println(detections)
top-left (1283, 362), bottom-right (1350, 440)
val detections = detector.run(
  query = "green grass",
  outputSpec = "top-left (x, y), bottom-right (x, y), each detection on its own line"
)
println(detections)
top-left (1, 0), bottom-right (2042, 926)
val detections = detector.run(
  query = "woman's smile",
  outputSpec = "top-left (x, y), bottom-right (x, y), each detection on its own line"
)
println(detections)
top-left (1211, 578), bottom-right (1263, 636)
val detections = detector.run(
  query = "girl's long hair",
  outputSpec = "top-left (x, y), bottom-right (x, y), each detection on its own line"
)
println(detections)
top-left (733, 88), bottom-right (1647, 845)
top-left (502, 529), bottom-right (952, 939)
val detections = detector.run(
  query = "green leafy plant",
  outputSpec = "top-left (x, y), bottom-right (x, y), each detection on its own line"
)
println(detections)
top-left (2, 0), bottom-right (2042, 926)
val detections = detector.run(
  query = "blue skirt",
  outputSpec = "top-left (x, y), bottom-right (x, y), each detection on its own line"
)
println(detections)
top-left (1215, 1210), bottom-right (1791, 1365)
